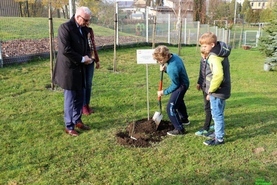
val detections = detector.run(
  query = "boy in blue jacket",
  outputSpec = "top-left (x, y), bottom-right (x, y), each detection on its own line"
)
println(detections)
top-left (152, 45), bottom-right (190, 136)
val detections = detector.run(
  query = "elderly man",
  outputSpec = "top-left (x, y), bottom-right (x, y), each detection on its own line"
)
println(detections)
top-left (53, 7), bottom-right (93, 136)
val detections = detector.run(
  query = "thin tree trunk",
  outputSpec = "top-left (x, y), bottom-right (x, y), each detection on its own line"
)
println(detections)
top-left (19, 2), bottom-right (23, 17)
top-left (152, 15), bottom-right (156, 49)
top-left (25, 1), bottom-right (29, 17)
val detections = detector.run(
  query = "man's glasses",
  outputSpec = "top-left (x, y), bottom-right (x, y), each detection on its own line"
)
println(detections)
top-left (79, 15), bottom-right (90, 22)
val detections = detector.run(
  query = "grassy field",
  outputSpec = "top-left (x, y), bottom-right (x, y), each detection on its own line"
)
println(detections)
top-left (0, 45), bottom-right (276, 184)
top-left (0, 17), bottom-right (132, 41)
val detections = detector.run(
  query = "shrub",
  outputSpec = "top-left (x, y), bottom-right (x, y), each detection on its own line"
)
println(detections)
top-left (258, 5), bottom-right (277, 64)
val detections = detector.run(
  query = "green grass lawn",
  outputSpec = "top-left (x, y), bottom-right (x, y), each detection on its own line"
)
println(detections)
top-left (0, 17), bottom-right (132, 41)
top-left (0, 46), bottom-right (276, 185)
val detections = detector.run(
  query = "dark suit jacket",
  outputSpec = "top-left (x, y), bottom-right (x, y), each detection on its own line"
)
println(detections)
top-left (53, 15), bottom-right (90, 90)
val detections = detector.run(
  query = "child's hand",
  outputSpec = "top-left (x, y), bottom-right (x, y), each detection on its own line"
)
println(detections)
top-left (157, 90), bottom-right (163, 97)
top-left (160, 65), bottom-right (166, 72)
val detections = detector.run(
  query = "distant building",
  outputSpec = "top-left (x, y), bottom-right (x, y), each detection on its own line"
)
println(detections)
top-left (248, 0), bottom-right (275, 10)
top-left (117, 0), bottom-right (134, 8)
top-left (0, 0), bottom-right (20, 17)
top-left (132, 0), bottom-right (194, 22)
top-left (164, 0), bottom-right (193, 21)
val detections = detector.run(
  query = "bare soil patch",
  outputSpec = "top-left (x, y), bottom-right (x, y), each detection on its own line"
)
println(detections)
top-left (116, 118), bottom-right (174, 148)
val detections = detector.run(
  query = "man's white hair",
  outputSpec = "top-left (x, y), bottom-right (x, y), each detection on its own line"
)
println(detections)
top-left (75, 6), bottom-right (92, 16)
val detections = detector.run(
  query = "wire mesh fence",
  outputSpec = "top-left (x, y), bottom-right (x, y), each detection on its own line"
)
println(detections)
top-left (0, 3), bottom-right (263, 67)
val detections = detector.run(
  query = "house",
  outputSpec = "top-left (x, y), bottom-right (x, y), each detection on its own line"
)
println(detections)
top-left (132, 0), bottom-right (194, 22)
top-left (248, 0), bottom-right (275, 10)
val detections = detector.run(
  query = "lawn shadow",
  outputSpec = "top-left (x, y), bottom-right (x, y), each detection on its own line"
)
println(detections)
top-left (223, 91), bottom-right (277, 142)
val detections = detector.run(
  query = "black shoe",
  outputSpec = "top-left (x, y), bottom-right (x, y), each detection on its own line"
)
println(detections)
top-left (167, 129), bottom-right (185, 136)
top-left (181, 119), bottom-right (190, 126)
top-left (203, 139), bottom-right (224, 146)
top-left (203, 131), bottom-right (215, 139)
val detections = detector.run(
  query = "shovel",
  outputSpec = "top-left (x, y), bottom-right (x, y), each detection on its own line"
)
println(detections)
top-left (152, 70), bottom-right (163, 129)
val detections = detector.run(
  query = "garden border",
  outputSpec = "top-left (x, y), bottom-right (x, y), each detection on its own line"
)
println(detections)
top-left (1, 42), bottom-right (196, 67)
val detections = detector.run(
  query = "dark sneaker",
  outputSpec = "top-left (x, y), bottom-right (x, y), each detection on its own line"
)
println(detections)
top-left (167, 129), bottom-right (185, 136)
top-left (195, 129), bottom-right (208, 136)
top-left (203, 139), bottom-right (224, 146)
top-left (204, 132), bottom-right (215, 139)
top-left (181, 119), bottom-right (190, 126)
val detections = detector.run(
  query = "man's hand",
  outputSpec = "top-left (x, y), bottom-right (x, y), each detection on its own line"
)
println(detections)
top-left (84, 55), bottom-right (92, 65)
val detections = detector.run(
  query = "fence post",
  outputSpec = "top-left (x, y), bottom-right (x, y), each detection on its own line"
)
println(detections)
top-left (183, 18), bottom-right (187, 44)
top-left (168, 13), bottom-right (170, 44)
top-left (0, 41), bottom-right (3, 68)
top-left (113, 13), bottom-right (117, 72)
top-left (196, 21), bottom-right (200, 45)
top-left (49, 2), bottom-right (54, 90)
top-left (146, 6), bottom-right (149, 42)
top-left (152, 16), bottom-right (156, 49)
top-left (115, 1), bottom-right (119, 45)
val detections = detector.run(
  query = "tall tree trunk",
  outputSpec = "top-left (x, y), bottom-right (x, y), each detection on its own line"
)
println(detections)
top-left (25, 1), bottom-right (30, 17)
top-left (57, 9), bottom-right (60, 18)
top-left (64, 5), bottom-right (69, 19)
top-left (19, 2), bottom-right (23, 17)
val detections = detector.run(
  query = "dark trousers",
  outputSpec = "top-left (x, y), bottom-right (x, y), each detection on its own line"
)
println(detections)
top-left (202, 91), bottom-right (212, 131)
top-left (166, 85), bottom-right (188, 131)
top-left (83, 62), bottom-right (95, 106)
top-left (64, 89), bottom-right (83, 130)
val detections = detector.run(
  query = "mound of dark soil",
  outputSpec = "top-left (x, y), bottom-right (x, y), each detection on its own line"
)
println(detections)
top-left (116, 118), bottom-right (174, 148)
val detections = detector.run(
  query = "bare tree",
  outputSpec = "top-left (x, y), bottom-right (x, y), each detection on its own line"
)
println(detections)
top-left (193, 0), bottom-right (206, 23)
top-left (170, 0), bottom-right (193, 54)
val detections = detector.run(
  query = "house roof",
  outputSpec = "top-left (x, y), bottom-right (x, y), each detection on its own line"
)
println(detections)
top-left (134, 0), bottom-right (146, 7)
top-left (117, 0), bottom-right (134, 8)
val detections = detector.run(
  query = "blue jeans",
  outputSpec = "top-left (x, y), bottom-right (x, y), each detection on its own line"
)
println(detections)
top-left (210, 95), bottom-right (225, 140)
top-left (83, 62), bottom-right (95, 106)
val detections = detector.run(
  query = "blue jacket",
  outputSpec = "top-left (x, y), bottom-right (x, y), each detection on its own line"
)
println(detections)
top-left (164, 54), bottom-right (190, 95)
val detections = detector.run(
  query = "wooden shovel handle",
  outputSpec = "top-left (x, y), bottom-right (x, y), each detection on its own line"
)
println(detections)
top-left (158, 71), bottom-right (163, 101)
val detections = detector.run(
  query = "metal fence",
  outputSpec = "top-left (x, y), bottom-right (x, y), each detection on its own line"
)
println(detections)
top-left (0, 3), bottom-right (263, 67)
